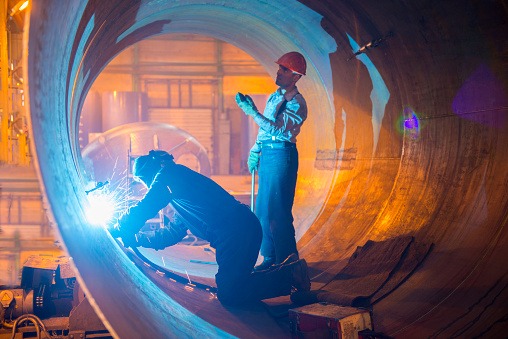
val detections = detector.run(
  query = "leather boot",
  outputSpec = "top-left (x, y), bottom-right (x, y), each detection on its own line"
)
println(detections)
top-left (253, 256), bottom-right (275, 272)
top-left (290, 259), bottom-right (311, 292)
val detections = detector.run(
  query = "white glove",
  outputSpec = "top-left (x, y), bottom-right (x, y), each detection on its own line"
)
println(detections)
top-left (247, 151), bottom-right (260, 173)
top-left (235, 92), bottom-right (259, 117)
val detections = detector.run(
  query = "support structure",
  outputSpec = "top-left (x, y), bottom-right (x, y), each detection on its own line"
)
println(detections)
top-left (0, 2), bottom-right (9, 163)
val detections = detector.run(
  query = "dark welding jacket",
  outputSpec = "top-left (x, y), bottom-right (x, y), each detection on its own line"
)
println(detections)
top-left (118, 162), bottom-right (243, 247)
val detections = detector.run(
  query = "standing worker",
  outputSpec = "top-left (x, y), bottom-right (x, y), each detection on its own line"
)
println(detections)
top-left (110, 150), bottom-right (310, 306)
top-left (236, 51), bottom-right (308, 271)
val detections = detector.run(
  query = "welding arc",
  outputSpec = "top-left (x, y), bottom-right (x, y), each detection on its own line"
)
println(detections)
top-left (128, 246), bottom-right (217, 293)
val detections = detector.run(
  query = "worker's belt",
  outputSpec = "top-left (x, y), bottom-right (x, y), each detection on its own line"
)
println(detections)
top-left (261, 141), bottom-right (296, 149)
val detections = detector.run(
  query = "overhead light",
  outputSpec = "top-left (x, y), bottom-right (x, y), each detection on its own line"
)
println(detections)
top-left (18, 1), bottom-right (29, 12)
top-left (9, 0), bottom-right (29, 17)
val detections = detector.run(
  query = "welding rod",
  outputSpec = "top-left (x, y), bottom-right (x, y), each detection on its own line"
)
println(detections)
top-left (85, 181), bottom-right (110, 195)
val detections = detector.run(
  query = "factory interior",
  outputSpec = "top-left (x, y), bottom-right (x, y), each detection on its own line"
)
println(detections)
top-left (1, 0), bottom-right (507, 338)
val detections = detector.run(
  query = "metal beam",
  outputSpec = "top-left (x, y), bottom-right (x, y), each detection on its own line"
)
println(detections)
top-left (0, 1), bottom-right (9, 162)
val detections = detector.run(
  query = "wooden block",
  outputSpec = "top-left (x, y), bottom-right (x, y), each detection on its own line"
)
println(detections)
top-left (289, 302), bottom-right (372, 338)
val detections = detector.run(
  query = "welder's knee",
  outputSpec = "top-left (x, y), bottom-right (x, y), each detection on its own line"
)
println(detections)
top-left (216, 288), bottom-right (252, 307)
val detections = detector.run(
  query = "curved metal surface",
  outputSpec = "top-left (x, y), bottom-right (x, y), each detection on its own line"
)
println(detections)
top-left (26, 0), bottom-right (508, 337)
top-left (81, 121), bottom-right (212, 186)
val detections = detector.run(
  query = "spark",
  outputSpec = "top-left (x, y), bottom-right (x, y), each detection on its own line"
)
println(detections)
top-left (85, 191), bottom-right (117, 226)
top-left (84, 175), bottom-right (129, 228)
top-left (185, 270), bottom-right (192, 285)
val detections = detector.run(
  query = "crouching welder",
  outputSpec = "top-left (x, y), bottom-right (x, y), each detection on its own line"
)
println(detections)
top-left (110, 150), bottom-right (310, 306)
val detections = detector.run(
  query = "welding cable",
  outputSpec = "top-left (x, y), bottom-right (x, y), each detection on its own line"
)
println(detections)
top-left (10, 314), bottom-right (52, 339)
top-left (10, 317), bottom-right (39, 339)
top-left (9, 314), bottom-right (44, 339)
top-left (183, 234), bottom-right (204, 246)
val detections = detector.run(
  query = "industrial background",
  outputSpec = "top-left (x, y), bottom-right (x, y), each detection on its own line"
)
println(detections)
top-left (0, 0), bottom-right (507, 338)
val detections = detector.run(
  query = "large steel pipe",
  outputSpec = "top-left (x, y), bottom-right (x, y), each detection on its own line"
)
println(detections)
top-left (27, 0), bottom-right (508, 337)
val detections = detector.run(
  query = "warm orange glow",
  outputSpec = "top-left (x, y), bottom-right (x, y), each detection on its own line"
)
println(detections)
top-left (223, 76), bottom-right (276, 95)
top-left (92, 74), bottom-right (133, 92)
top-left (9, 0), bottom-right (29, 16)
top-left (19, 1), bottom-right (29, 12)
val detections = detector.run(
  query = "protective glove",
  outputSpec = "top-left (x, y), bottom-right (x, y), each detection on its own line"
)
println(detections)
top-left (247, 151), bottom-right (260, 173)
top-left (235, 92), bottom-right (259, 117)
top-left (108, 222), bottom-right (137, 248)
top-left (135, 228), bottom-right (172, 251)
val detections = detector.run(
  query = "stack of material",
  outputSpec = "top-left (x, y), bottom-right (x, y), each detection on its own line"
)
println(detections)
top-left (292, 235), bottom-right (433, 307)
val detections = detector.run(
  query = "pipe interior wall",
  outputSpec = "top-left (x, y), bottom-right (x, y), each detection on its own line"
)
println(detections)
top-left (26, 0), bottom-right (508, 337)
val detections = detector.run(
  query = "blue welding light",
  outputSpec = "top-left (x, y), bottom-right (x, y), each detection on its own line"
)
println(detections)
top-left (86, 191), bottom-right (118, 227)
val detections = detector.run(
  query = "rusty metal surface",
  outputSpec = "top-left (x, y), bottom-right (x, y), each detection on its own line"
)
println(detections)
top-left (26, 0), bottom-right (508, 338)
top-left (22, 256), bottom-right (75, 279)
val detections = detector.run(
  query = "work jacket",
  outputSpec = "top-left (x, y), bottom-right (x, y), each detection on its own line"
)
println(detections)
top-left (118, 162), bottom-right (243, 247)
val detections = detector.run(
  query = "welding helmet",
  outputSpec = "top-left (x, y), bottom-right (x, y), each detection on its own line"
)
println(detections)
top-left (276, 51), bottom-right (307, 76)
top-left (133, 150), bottom-right (174, 186)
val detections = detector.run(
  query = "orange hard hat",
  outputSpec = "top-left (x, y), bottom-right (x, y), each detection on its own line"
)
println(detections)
top-left (275, 51), bottom-right (307, 75)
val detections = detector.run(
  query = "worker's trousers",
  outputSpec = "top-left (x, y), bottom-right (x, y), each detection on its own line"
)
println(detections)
top-left (214, 204), bottom-right (294, 306)
top-left (256, 145), bottom-right (299, 264)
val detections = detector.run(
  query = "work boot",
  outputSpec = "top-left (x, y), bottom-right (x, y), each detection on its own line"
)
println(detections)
top-left (290, 259), bottom-right (311, 292)
top-left (268, 253), bottom-right (299, 271)
top-left (253, 256), bottom-right (275, 272)
top-left (279, 253), bottom-right (299, 266)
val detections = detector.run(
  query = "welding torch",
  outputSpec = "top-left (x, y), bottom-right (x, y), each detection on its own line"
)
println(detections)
top-left (85, 181), bottom-right (110, 195)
